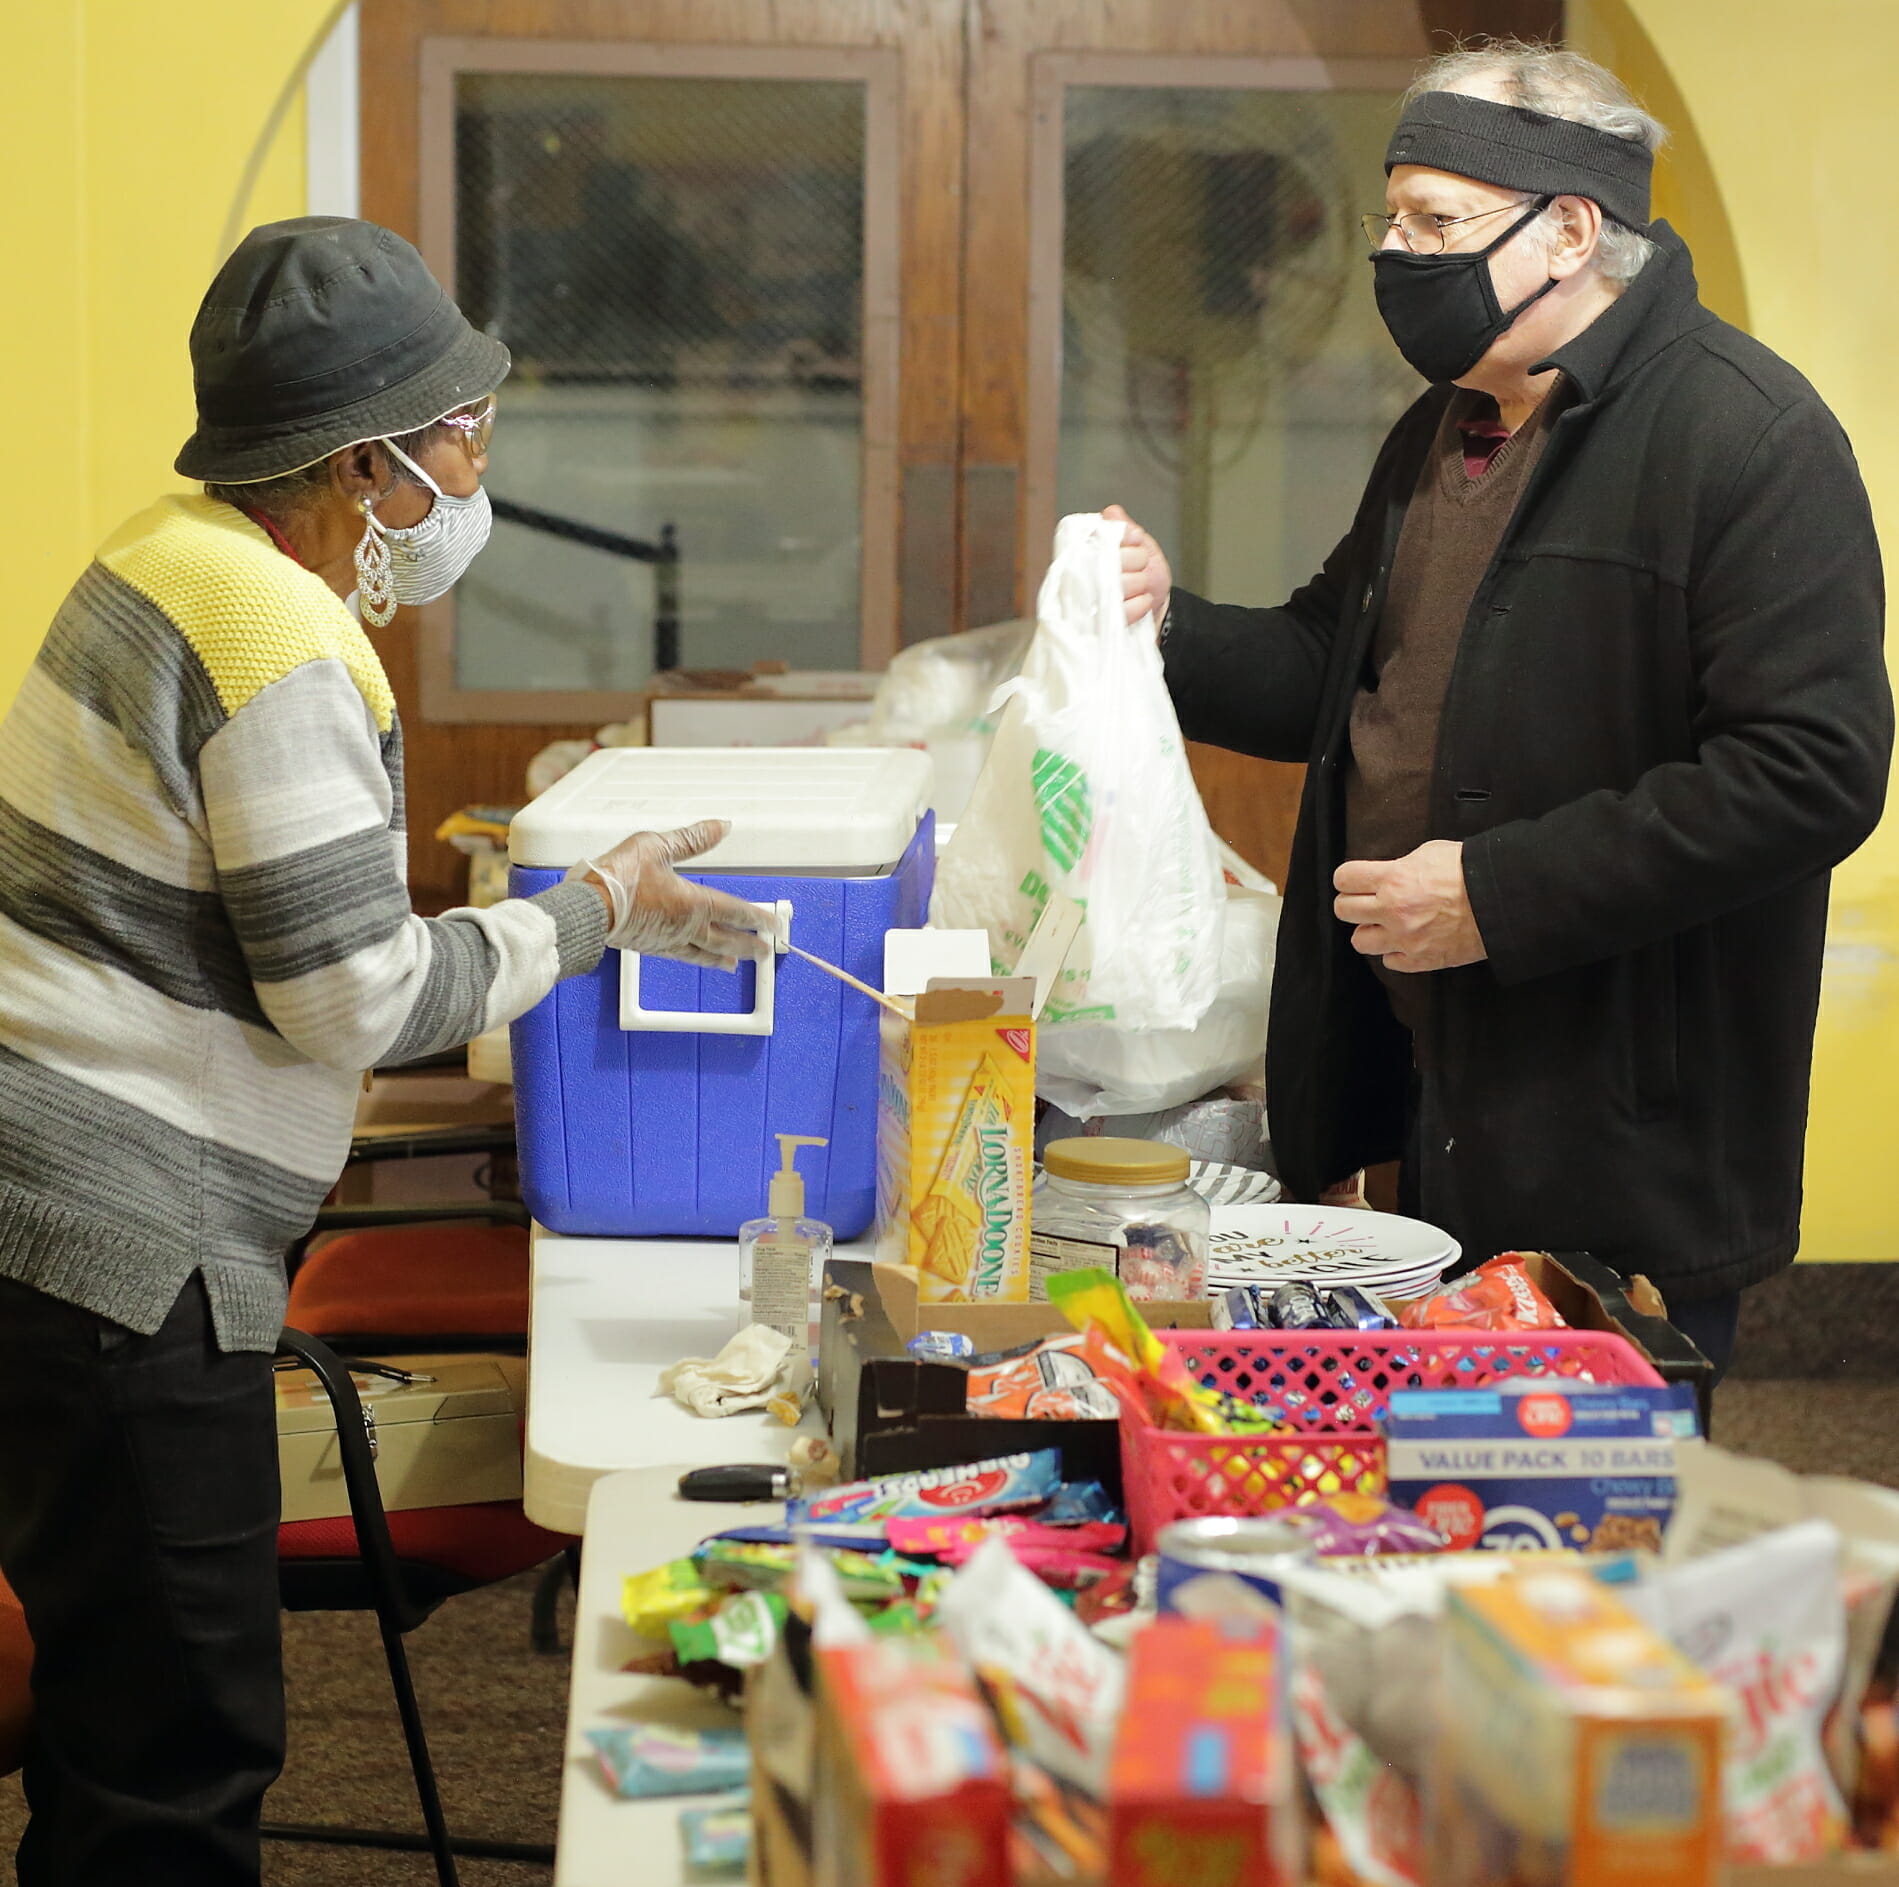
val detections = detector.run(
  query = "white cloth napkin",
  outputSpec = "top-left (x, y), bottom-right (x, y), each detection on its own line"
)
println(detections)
top-left (658, 1324), bottom-right (813, 1419)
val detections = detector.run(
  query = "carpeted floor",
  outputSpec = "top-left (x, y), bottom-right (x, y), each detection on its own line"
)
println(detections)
top-left (0, 1378), bottom-right (1895, 1882)
top-left (0, 1565), bottom-right (573, 1885)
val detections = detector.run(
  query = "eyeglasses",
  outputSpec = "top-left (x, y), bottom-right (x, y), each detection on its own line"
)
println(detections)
top-left (1360, 197), bottom-right (1547, 255)
top-left (434, 395), bottom-right (496, 461)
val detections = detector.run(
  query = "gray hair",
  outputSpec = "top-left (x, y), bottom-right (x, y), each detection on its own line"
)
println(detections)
top-left (1405, 40), bottom-right (1668, 285)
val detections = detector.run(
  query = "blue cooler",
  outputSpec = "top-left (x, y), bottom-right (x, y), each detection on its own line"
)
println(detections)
top-left (507, 747), bottom-right (936, 1238)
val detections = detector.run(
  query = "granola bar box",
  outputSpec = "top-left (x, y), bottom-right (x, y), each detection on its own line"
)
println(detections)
top-left (875, 978), bottom-right (1035, 1303)
top-left (1431, 1565), bottom-right (1727, 1886)
top-left (1385, 1382), bottom-right (1698, 1555)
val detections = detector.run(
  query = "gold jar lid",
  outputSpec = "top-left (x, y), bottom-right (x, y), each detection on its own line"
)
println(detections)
top-left (1043, 1137), bottom-right (1191, 1187)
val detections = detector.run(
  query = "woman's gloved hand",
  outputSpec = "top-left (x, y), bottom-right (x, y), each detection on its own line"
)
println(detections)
top-left (565, 820), bottom-right (774, 970)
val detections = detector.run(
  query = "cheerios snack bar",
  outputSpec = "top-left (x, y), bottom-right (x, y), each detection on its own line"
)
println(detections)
top-left (1385, 1380), bottom-right (1697, 1554)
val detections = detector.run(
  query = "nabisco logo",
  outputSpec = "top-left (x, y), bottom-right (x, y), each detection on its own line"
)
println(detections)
top-left (999, 1028), bottom-right (1032, 1062)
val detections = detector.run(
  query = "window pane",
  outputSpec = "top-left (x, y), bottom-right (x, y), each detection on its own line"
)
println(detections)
top-left (454, 72), bottom-right (866, 690)
top-left (1058, 85), bottom-right (1417, 602)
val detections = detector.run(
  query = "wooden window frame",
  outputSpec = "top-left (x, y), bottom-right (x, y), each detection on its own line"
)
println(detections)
top-left (414, 36), bottom-right (903, 724)
top-left (1021, 51), bottom-right (1421, 584)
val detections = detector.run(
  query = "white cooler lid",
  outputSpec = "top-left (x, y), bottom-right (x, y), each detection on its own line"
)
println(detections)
top-left (508, 746), bottom-right (935, 873)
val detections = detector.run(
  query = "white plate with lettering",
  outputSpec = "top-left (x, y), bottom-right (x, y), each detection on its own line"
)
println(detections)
top-left (1205, 1202), bottom-right (1459, 1297)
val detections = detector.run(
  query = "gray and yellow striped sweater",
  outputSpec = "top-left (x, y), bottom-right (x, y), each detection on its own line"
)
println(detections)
top-left (0, 495), bottom-right (607, 1350)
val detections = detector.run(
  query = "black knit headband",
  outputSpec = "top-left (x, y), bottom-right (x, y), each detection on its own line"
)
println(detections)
top-left (1386, 90), bottom-right (1652, 230)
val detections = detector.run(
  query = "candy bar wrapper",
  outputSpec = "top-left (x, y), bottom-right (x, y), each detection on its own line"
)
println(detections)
top-left (885, 1515), bottom-right (1126, 1558)
top-left (586, 1723), bottom-right (750, 1800)
top-left (622, 1559), bottom-right (718, 1641)
top-left (1399, 1253), bottom-right (1566, 1332)
top-left (1039, 1479), bottom-right (1124, 1528)
top-left (697, 1537), bottom-right (906, 1603)
top-left (789, 1448), bottom-right (1061, 1527)
top-left (1050, 1267), bottom-right (1231, 1436)
top-left (964, 1333), bottom-right (1119, 1421)
top-left (669, 1590), bottom-right (788, 1670)
top-left (698, 1522), bottom-right (887, 1554)
top-left (1282, 1495), bottom-right (1448, 1559)
top-left (679, 1796), bottom-right (751, 1877)
top-left (938, 1535), bottom-right (1126, 1796)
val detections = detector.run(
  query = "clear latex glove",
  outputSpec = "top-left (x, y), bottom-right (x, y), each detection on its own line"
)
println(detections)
top-left (565, 819), bottom-right (774, 970)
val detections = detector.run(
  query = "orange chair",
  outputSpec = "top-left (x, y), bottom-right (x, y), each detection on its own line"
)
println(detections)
top-left (286, 1200), bottom-right (531, 1352)
top-left (0, 1570), bottom-right (29, 1778)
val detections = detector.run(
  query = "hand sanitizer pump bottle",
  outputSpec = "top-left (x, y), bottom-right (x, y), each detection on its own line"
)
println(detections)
top-left (738, 1135), bottom-right (832, 1347)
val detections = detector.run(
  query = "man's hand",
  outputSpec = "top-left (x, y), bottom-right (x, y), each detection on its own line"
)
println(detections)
top-left (1333, 840), bottom-right (1486, 973)
top-left (1103, 504), bottom-right (1172, 633)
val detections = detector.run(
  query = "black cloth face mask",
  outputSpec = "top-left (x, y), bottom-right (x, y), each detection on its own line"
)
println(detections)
top-left (1371, 198), bottom-right (1558, 384)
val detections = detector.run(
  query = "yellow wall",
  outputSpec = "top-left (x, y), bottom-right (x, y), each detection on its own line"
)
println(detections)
top-left (0, 1), bottom-right (338, 706)
top-left (1575, 0), bottom-right (1899, 1262)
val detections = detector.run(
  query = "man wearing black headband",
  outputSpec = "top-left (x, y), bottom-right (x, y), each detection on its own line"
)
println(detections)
top-left (1112, 42), bottom-right (1890, 1375)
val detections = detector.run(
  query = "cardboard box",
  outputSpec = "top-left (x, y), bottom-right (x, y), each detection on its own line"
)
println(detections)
top-left (1434, 1567), bottom-right (1727, 1886)
top-left (1520, 1251), bottom-right (1717, 1432)
top-left (1386, 1381), bottom-right (1697, 1555)
top-left (337, 1072), bottom-right (516, 1205)
top-left (747, 1615), bottom-right (817, 1887)
top-left (1108, 1615), bottom-right (1301, 1887)
top-left (811, 1634), bottom-right (1011, 1887)
top-left (818, 1257), bottom-right (1212, 1481)
top-left (275, 1353), bottom-right (524, 1523)
top-left (875, 976), bottom-right (1036, 1302)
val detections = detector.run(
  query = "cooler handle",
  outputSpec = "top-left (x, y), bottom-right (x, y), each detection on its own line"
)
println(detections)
top-left (618, 899), bottom-right (793, 1036)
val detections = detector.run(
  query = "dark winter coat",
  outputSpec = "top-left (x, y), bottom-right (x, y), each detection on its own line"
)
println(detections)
top-left (1163, 224), bottom-right (1891, 1301)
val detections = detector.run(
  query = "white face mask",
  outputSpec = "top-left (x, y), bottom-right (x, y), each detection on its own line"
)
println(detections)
top-left (354, 440), bottom-right (493, 624)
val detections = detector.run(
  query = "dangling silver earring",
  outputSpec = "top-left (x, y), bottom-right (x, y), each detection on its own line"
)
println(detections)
top-left (354, 497), bottom-right (396, 628)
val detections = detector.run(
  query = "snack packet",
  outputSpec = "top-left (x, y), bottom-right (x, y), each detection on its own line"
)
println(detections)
top-left (938, 1534), bottom-right (1126, 1796)
top-left (1049, 1267), bottom-right (1232, 1435)
top-left (1281, 1495), bottom-right (1447, 1560)
top-left (885, 1515), bottom-right (1126, 1559)
top-left (1292, 1650), bottom-right (1422, 1887)
top-left (697, 1538), bottom-right (906, 1603)
top-left (1398, 1253), bottom-right (1565, 1332)
top-left (790, 1449), bottom-right (1063, 1528)
top-left (622, 1560), bottom-right (718, 1640)
top-left (1617, 1517), bottom-right (1849, 1862)
top-left (586, 1723), bottom-right (749, 1800)
top-left (965, 1334), bottom-right (1119, 1421)
top-left (670, 1591), bottom-right (788, 1670)
top-left (679, 1796), bottom-right (751, 1877)
top-left (1040, 1480), bottom-right (1124, 1528)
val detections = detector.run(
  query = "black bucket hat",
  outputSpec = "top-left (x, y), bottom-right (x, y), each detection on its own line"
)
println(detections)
top-left (175, 217), bottom-right (510, 484)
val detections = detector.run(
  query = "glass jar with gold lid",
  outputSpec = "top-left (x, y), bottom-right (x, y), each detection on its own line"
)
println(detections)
top-left (1032, 1138), bottom-right (1210, 1302)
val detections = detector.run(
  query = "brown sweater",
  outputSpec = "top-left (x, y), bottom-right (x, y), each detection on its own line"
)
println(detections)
top-left (1344, 385), bottom-right (1562, 1032)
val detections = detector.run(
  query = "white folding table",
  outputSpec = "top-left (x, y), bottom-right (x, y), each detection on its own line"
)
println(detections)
top-left (526, 1227), bottom-right (868, 1886)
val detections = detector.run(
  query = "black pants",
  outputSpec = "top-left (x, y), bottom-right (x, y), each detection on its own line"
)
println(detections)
top-left (1399, 1075), bottom-right (1744, 1385)
top-left (0, 1273), bottom-right (284, 1886)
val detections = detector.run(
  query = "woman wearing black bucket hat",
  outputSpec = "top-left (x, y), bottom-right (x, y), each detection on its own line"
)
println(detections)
top-left (0, 218), bottom-right (765, 1885)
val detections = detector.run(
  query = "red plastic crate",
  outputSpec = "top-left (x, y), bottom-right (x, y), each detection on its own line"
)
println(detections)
top-left (1121, 1327), bottom-right (1664, 1554)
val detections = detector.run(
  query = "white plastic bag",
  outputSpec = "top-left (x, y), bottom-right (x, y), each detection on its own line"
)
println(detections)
top-left (1037, 884), bottom-right (1278, 1118)
top-left (1619, 1518), bottom-right (1849, 1863)
top-left (932, 513), bottom-right (1227, 1035)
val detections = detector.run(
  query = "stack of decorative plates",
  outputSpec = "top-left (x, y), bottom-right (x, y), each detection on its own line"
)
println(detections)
top-left (1204, 1201), bottom-right (1460, 1303)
